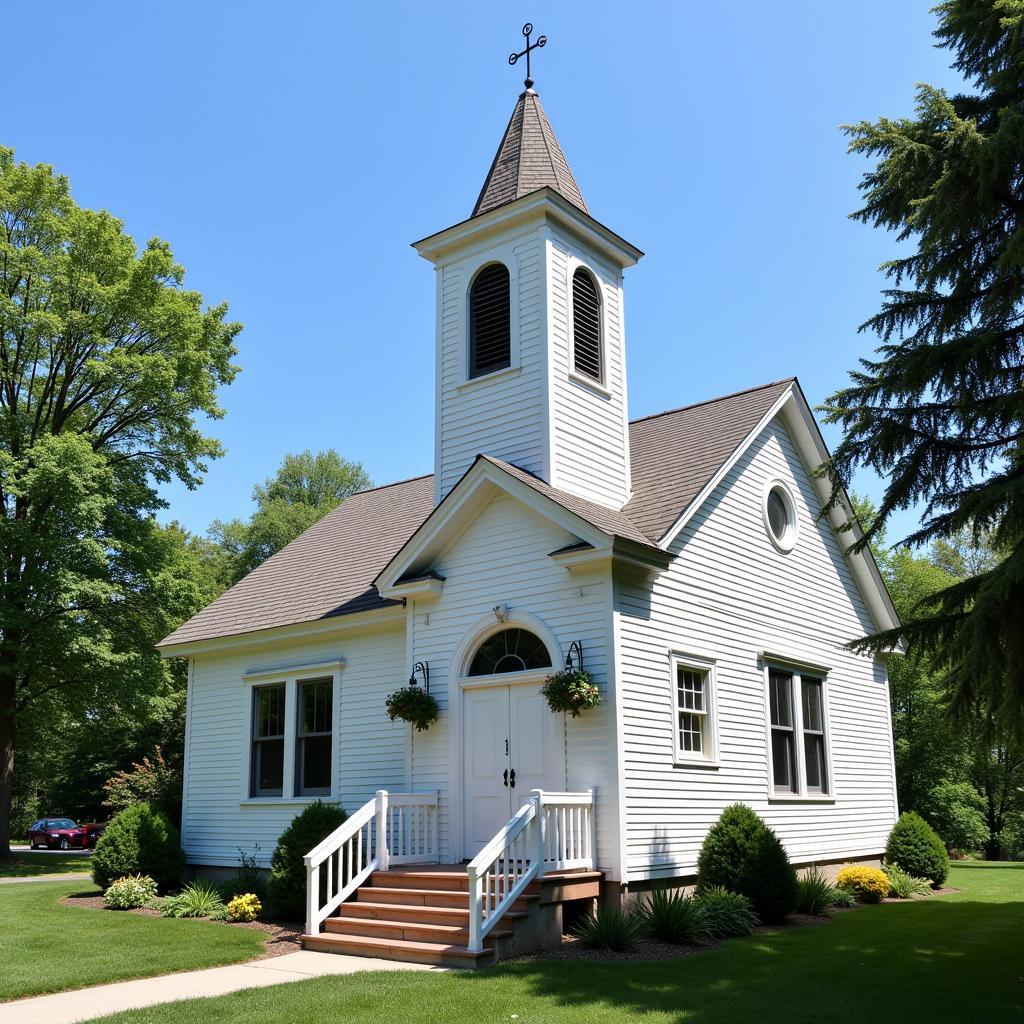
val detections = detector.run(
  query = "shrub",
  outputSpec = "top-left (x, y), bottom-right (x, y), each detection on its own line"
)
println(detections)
top-left (999, 813), bottom-right (1024, 861)
top-left (835, 865), bottom-right (889, 903)
top-left (226, 892), bottom-right (262, 922)
top-left (103, 874), bottom-right (158, 910)
top-left (920, 782), bottom-right (989, 854)
top-left (883, 862), bottom-right (932, 899)
top-left (161, 879), bottom-right (227, 919)
top-left (885, 812), bottom-right (950, 886)
top-left (102, 745), bottom-right (182, 827)
top-left (636, 888), bottom-right (705, 944)
top-left (572, 906), bottom-right (644, 950)
top-left (693, 886), bottom-right (757, 938)
top-left (91, 802), bottom-right (185, 893)
top-left (696, 803), bottom-right (798, 922)
top-left (218, 845), bottom-right (268, 902)
top-left (268, 801), bottom-right (348, 920)
top-left (540, 669), bottom-right (601, 718)
top-left (795, 866), bottom-right (835, 915)
top-left (830, 885), bottom-right (858, 908)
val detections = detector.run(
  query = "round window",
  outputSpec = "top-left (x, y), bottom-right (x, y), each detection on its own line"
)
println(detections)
top-left (764, 483), bottom-right (797, 551)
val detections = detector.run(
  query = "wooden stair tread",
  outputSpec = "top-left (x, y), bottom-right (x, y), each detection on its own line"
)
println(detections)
top-left (302, 931), bottom-right (494, 962)
top-left (341, 900), bottom-right (527, 922)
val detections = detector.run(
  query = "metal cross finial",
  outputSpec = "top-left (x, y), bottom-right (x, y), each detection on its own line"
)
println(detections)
top-left (508, 22), bottom-right (546, 90)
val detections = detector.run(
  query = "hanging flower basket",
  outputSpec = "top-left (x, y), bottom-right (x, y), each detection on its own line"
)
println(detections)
top-left (385, 686), bottom-right (439, 732)
top-left (541, 669), bottom-right (600, 718)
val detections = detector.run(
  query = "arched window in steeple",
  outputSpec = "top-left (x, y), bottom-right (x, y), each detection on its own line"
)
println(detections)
top-left (571, 267), bottom-right (602, 383)
top-left (469, 263), bottom-right (511, 378)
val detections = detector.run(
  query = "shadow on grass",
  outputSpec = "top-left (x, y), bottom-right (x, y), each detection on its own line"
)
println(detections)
top-left (460, 897), bottom-right (1024, 1024)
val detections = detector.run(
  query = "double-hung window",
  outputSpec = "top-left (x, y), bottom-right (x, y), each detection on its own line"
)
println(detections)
top-left (766, 665), bottom-right (830, 798)
top-left (670, 654), bottom-right (718, 765)
top-left (245, 663), bottom-right (341, 801)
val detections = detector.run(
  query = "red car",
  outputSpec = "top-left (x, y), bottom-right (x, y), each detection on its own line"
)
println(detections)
top-left (27, 818), bottom-right (89, 850)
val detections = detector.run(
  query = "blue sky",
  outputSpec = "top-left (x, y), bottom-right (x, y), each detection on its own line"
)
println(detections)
top-left (5, 2), bottom-right (961, 544)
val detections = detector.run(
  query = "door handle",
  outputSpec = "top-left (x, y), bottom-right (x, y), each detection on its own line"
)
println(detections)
top-left (503, 768), bottom-right (508, 787)
top-left (509, 768), bottom-right (516, 789)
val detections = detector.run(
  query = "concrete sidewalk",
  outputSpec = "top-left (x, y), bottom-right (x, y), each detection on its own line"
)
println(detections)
top-left (5, 950), bottom-right (440, 1024)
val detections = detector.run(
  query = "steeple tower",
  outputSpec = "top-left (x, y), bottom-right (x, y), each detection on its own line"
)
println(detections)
top-left (413, 73), bottom-right (643, 509)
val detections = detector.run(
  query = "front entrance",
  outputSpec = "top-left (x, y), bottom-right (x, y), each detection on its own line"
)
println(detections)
top-left (462, 683), bottom-right (565, 858)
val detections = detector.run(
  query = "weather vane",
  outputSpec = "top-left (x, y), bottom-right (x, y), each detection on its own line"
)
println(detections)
top-left (509, 22), bottom-right (546, 90)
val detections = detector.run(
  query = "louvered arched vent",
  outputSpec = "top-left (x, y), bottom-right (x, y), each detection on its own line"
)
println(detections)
top-left (572, 268), bottom-right (602, 382)
top-left (469, 263), bottom-right (511, 379)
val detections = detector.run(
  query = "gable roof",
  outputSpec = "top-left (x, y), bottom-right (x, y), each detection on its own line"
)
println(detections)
top-left (472, 90), bottom-right (588, 218)
top-left (626, 378), bottom-right (795, 541)
top-left (158, 475), bottom-right (434, 649)
top-left (158, 379), bottom-right (804, 652)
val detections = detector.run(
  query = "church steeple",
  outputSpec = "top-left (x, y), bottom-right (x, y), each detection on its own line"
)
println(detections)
top-left (472, 90), bottom-right (588, 218)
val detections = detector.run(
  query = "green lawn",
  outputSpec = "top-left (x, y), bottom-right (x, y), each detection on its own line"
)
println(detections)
top-left (0, 850), bottom-right (92, 877)
top-left (89, 862), bottom-right (1022, 1024)
top-left (0, 880), bottom-right (265, 1002)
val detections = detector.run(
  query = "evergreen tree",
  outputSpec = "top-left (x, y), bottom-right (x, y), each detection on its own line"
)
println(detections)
top-left (823, 0), bottom-right (1024, 736)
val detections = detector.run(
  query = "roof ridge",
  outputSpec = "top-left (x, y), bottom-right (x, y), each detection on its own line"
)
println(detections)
top-left (628, 378), bottom-right (796, 426)
top-left (350, 472), bottom-right (434, 497)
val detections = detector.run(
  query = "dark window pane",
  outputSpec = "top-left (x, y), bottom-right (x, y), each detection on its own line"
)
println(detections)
top-left (468, 628), bottom-right (552, 676)
top-left (299, 736), bottom-right (332, 794)
top-left (253, 738), bottom-right (284, 796)
top-left (802, 678), bottom-right (823, 732)
top-left (804, 735), bottom-right (827, 793)
top-left (767, 489), bottom-right (789, 540)
top-left (772, 731), bottom-right (794, 791)
top-left (300, 679), bottom-right (332, 735)
top-left (255, 685), bottom-right (285, 739)
top-left (769, 671), bottom-right (792, 727)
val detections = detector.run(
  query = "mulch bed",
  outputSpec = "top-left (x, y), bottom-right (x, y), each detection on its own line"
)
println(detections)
top-left (59, 893), bottom-right (303, 960)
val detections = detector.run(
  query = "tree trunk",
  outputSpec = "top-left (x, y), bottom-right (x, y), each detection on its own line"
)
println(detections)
top-left (0, 674), bottom-right (15, 860)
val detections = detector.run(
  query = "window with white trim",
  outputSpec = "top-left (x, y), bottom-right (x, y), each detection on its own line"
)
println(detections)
top-left (251, 684), bottom-right (286, 797)
top-left (670, 655), bottom-right (717, 764)
top-left (767, 667), bottom-right (830, 797)
top-left (296, 677), bottom-right (333, 796)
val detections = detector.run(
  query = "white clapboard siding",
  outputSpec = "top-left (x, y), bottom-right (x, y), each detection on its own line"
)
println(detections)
top-left (437, 230), bottom-right (547, 500)
top-left (183, 625), bottom-right (408, 868)
top-left (617, 416), bottom-right (898, 881)
top-left (407, 491), bottom-right (620, 878)
top-left (547, 229), bottom-right (631, 509)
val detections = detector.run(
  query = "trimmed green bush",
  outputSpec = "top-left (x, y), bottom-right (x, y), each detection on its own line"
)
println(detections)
top-left (885, 811), bottom-right (950, 887)
top-left (636, 887), bottom-right (705, 944)
top-left (267, 801), bottom-right (348, 920)
top-left (91, 802), bottom-right (185, 893)
top-left (696, 803), bottom-right (798, 922)
top-left (572, 906), bottom-right (644, 950)
top-left (693, 886), bottom-right (758, 938)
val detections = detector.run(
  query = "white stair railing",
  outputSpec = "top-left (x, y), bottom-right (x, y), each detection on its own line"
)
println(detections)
top-left (466, 789), bottom-right (594, 954)
top-left (303, 790), bottom-right (438, 936)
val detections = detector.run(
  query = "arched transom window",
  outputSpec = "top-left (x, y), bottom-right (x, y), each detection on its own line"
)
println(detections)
top-left (469, 263), bottom-right (511, 379)
top-left (467, 628), bottom-right (552, 676)
top-left (571, 267), bottom-right (602, 382)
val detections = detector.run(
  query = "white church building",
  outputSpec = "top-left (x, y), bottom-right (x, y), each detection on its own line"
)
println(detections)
top-left (160, 78), bottom-right (900, 964)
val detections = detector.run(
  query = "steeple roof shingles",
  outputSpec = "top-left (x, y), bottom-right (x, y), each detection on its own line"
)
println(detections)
top-left (472, 90), bottom-right (588, 217)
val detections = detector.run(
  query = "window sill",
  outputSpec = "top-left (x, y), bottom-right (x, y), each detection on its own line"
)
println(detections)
top-left (240, 796), bottom-right (336, 807)
top-left (767, 795), bottom-right (835, 805)
top-left (673, 758), bottom-right (720, 770)
top-left (568, 370), bottom-right (612, 399)
top-left (458, 365), bottom-right (520, 392)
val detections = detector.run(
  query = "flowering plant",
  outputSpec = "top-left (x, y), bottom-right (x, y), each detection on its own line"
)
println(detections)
top-left (227, 892), bottom-right (263, 922)
top-left (540, 669), bottom-right (601, 718)
top-left (385, 686), bottom-right (440, 732)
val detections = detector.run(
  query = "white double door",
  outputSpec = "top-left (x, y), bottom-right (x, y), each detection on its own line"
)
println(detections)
top-left (462, 682), bottom-right (565, 859)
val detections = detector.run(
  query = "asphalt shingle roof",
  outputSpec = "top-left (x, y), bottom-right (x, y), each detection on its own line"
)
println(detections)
top-left (159, 380), bottom-right (793, 649)
top-left (472, 90), bottom-right (587, 217)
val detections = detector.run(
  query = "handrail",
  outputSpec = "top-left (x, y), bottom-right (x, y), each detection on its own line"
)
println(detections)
top-left (466, 789), bottom-right (595, 953)
top-left (303, 790), bottom-right (438, 936)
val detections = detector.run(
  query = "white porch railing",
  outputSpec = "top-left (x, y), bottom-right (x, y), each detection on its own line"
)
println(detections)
top-left (303, 790), bottom-right (438, 936)
top-left (466, 789), bottom-right (594, 953)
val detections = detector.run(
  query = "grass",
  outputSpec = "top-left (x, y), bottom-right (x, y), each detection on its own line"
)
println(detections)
top-left (0, 850), bottom-right (92, 877)
top-left (86, 862), bottom-right (1023, 1024)
top-left (0, 880), bottom-right (265, 1001)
